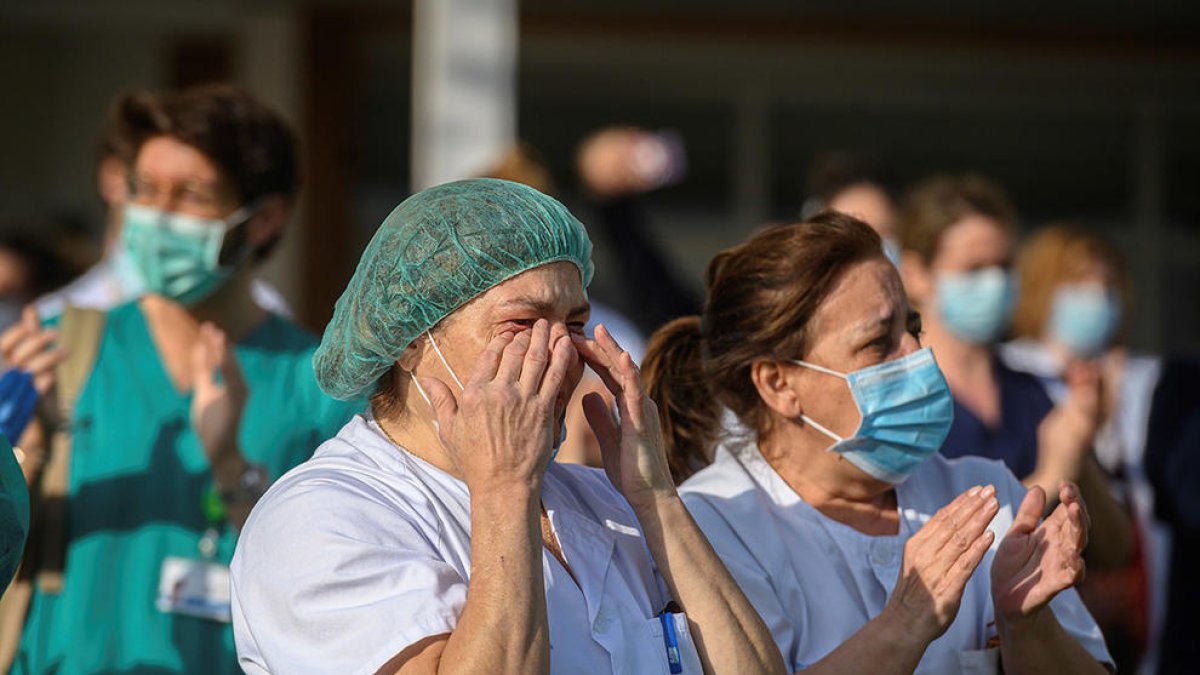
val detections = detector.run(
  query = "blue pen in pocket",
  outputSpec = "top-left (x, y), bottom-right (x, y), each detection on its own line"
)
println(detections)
top-left (659, 601), bottom-right (684, 674)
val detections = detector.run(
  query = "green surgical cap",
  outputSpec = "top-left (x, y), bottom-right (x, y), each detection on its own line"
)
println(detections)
top-left (314, 178), bottom-right (595, 401)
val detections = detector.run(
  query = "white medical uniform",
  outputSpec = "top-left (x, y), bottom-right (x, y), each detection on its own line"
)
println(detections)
top-left (679, 436), bottom-right (1112, 674)
top-left (231, 414), bottom-right (702, 675)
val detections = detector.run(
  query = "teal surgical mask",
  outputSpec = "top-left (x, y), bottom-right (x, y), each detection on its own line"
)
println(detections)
top-left (794, 347), bottom-right (954, 484)
top-left (121, 203), bottom-right (255, 306)
top-left (1049, 284), bottom-right (1120, 358)
top-left (936, 267), bottom-right (1015, 345)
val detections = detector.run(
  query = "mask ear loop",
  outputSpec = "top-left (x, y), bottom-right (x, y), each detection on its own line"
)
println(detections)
top-left (407, 331), bottom-right (465, 433)
top-left (792, 358), bottom-right (850, 445)
top-left (425, 331), bottom-right (464, 390)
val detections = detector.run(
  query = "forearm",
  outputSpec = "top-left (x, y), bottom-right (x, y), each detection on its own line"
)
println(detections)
top-left (997, 610), bottom-right (1107, 675)
top-left (1073, 460), bottom-right (1132, 569)
top-left (802, 611), bottom-right (928, 675)
top-left (436, 488), bottom-right (548, 675)
top-left (633, 494), bottom-right (787, 675)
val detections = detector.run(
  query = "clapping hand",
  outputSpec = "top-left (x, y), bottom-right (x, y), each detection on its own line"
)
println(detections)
top-left (991, 482), bottom-right (1088, 624)
top-left (884, 485), bottom-right (1000, 644)
top-left (190, 322), bottom-right (249, 470)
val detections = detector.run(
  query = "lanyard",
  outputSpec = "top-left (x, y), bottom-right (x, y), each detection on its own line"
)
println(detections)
top-left (198, 486), bottom-right (226, 560)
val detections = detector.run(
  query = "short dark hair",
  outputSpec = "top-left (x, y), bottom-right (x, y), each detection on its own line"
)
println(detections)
top-left (802, 151), bottom-right (894, 217)
top-left (95, 89), bottom-right (160, 168)
top-left (141, 84), bottom-right (301, 261)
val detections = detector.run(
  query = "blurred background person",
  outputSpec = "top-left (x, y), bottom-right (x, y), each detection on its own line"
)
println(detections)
top-left (1145, 353), bottom-right (1200, 675)
top-left (0, 85), bottom-right (360, 675)
top-left (0, 233), bottom-right (80, 333)
top-left (575, 126), bottom-right (700, 337)
top-left (35, 90), bottom-right (293, 321)
top-left (800, 150), bottom-right (900, 265)
top-left (894, 173), bottom-right (1133, 571)
top-left (1003, 223), bottom-right (1165, 672)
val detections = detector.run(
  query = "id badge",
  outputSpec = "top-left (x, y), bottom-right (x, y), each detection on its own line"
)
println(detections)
top-left (155, 555), bottom-right (232, 623)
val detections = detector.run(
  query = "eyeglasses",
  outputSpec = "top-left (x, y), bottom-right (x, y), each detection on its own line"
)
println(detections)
top-left (129, 176), bottom-right (231, 210)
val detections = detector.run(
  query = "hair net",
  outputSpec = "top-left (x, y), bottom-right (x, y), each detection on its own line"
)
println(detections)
top-left (314, 178), bottom-right (595, 401)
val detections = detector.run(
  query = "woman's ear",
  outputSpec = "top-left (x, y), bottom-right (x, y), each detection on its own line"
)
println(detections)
top-left (397, 338), bottom-right (425, 373)
top-left (900, 249), bottom-right (934, 308)
top-left (247, 195), bottom-right (291, 251)
top-left (750, 360), bottom-right (803, 419)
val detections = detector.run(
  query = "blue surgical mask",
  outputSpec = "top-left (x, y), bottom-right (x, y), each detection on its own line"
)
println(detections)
top-left (411, 331), bottom-right (567, 465)
top-left (1049, 284), bottom-right (1120, 359)
top-left (121, 203), bottom-right (254, 306)
top-left (881, 237), bottom-right (903, 270)
top-left (936, 267), bottom-right (1015, 345)
top-left (793, 347), bottom-right (955, 484)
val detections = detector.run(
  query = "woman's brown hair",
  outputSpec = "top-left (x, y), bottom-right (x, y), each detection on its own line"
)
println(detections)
top-left (897, 173), bottom-right (1016, 264)
top-left (642, 212), bottom-right (883, 484)
top-left (1011, 223), bottom-right (1128, 341)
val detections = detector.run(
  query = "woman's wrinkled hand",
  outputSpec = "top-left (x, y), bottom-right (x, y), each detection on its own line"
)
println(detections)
top-left (884, 485), bottom-right (999, 645)
top-left (991, 482), bottom-right (1088, 625)
top-left (571, 324), bottom-right (676, 510)
top-left (421, 320), bottom-right (575, 496)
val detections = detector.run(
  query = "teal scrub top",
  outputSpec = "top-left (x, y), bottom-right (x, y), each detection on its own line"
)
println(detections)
top-left (13, 303), bottom-right (363, 675)
top-left (1, 432), bottom-right (29, 588)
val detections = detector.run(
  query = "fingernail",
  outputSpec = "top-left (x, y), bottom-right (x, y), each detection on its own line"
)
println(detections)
top-left (968, 485), bottom-right (981, 498)
top-left (981, 485), bottom-right (995, 498)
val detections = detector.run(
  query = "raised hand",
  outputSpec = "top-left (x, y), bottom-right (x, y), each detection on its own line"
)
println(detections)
top-left (1035, 363), bottom-right (1102, 485)
top-left (991, 482), bottom-right (1088, 623)
top-left (0, 306), bottom-right (65, 396)
top-left (571, 324), bottom-right (675, 509)
top-left (420, 320), bottom-right (575, 494)
top-left (884, 485), bottom-right (999, 645)
top-left (190, 322), bottom-right (249, 470)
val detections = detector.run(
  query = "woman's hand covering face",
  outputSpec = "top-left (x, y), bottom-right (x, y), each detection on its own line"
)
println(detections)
top-left (572, 324), bottom-right (676, 508)
top-left (419, 319), bottom-right (577, 493)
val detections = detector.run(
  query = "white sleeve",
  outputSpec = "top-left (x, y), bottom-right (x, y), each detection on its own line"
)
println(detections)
top-left (232, 480), bottom-right (467, 675)
top-left (680, 493), bottom-right (805, 672)
top-left (994, 467), bottom-right (1115, 669)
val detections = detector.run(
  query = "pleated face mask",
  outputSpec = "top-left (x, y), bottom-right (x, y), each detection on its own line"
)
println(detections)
top-left (793, 347), bottom-right (955, 484)
top-left (121, 202), bottom-right (254, 306)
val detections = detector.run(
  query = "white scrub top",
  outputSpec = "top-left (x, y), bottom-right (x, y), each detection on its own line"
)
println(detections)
top-left (231, 414), bottom-right (702, 675)
top-left (679, 436), bottom-right (1112, 674)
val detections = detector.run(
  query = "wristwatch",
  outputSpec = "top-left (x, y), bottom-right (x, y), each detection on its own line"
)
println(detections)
top-left (220, 463), bottom-right (269, 504)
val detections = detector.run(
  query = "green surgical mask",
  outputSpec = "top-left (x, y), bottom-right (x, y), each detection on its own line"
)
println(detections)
top-left (121, 203), bottom-right (254, 306)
